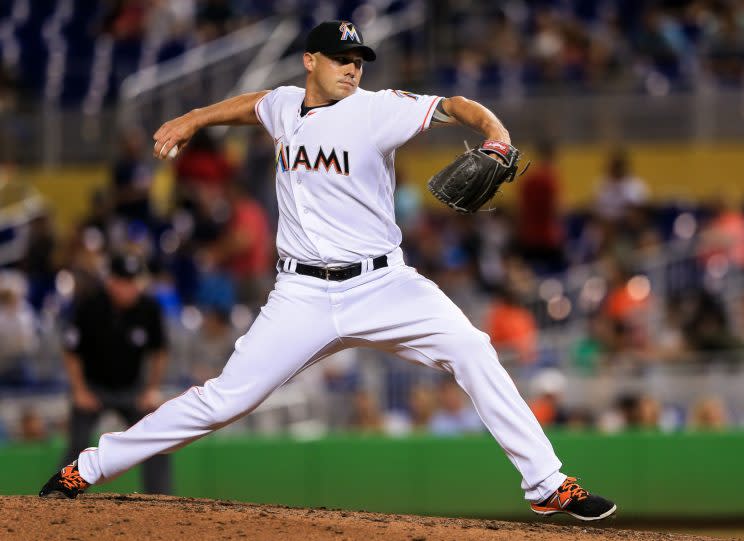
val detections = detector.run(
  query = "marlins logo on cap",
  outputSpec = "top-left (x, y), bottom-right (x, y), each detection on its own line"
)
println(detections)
top-left (305, 20), bottom-right (376, 61)
top-left (339, 21), bottom-right (360, 42)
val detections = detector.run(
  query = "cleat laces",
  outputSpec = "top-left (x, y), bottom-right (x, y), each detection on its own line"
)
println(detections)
top-left (557, 477), bottom-right (588, 502)
top-left (59, 465), bottom-right (88, 491)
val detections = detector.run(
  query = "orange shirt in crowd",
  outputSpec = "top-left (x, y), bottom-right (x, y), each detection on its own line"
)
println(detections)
top-left (604, 285), bottom-right (649, 321)
top-left (699, 211), bottom-right (744, 268)
top-left (530, 396), bottom-right (558, 426)
top-left (485, 301), bottom-right (538, 364)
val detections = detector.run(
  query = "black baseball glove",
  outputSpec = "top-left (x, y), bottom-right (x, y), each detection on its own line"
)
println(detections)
top-left (427, 140), bottom-right (525, 213)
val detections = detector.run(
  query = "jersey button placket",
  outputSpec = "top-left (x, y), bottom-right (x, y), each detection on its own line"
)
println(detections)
top-left (287, 137), bottom-right (306, 216)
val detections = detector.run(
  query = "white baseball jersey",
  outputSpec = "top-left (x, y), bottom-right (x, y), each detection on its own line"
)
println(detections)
top-left (255, 86), bottom-right (442, 265)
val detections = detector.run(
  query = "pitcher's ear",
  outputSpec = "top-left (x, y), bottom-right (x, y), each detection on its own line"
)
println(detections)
top-left (303, 52), bottom-right (315, 72)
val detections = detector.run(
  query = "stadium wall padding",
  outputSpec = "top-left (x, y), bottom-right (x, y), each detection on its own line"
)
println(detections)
top-left (4, 432), bottom-right (743, 519)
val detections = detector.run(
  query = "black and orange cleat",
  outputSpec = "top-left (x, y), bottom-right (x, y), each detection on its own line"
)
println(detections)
top-left (39, 460), bottom-right (90, 499)
top-left (530, 476), bottom-right (616, 521)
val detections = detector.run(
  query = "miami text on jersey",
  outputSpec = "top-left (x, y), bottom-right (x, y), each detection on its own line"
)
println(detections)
top-left (276, 143), bottom-right (350, 175)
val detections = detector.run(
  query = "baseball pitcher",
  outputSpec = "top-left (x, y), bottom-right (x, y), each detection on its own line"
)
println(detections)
top-left (41, 20), bottom-right (616, 521)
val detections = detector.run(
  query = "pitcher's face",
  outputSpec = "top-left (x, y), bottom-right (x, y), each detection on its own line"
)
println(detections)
top-left (304, 51), bottom-right (364, 101)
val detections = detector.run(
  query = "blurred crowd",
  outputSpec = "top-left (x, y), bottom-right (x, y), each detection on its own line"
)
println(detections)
top-left (339, 375), bottom-right (734, 436)
top-left (1, 0), bottom-right (743, 445)
top-left (2, 0), bottom-right (744, 110)
top-left (426, 0), bottom-right (744, 97)
top-left (0, 121), bottom-right (743, 442)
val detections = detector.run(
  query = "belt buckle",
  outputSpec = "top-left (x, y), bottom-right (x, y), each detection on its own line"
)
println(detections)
top-left (324, 266), bottom-right (341, 280)
top-left (324, 265), bottom-right (347, 280)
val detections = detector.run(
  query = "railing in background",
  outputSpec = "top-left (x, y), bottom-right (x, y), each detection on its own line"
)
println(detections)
top-left (119, 17), bottom-right (281, 132)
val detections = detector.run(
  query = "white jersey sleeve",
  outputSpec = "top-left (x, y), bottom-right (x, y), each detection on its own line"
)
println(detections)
top-left (369, 90), bottom-right (442, 155)
top-left (254, 86), bottom-right (302, 139)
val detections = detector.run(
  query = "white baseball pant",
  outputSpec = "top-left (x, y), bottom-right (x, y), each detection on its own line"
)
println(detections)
top-left (78, 249), bottom-right (566, 501)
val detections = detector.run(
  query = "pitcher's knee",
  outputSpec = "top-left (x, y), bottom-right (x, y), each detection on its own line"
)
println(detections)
top-left (442, 328), bottom-right (495, 365)
top-left (199, 378), bottom-right (263, 427)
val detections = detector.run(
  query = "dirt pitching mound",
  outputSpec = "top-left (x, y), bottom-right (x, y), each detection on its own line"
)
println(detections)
top-left (0, 494), bottom-right (714, 541)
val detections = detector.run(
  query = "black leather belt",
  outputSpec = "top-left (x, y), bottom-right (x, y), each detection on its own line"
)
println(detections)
top-left (282, 255), bottom-right (388, 281)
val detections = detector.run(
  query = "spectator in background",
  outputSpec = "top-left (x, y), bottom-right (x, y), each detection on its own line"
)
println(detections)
top-left (0, 271), bottom-right (38, 387)
top-left (451, 48), bottom-right (486, 98)
top-left (62, 218), bottom-right (113, 304)
top-left (570, 316), bottom-right (612, 374)
top-left (688, 396), bottom-right (730, 431)
top-left (18, 407), bottom-right (48, 442)
top-left (174, 130), bottom-right (233, 194)
top-left (598, 393), bottom-right (662, 433)
top-left (652, 295), bottom-right (689, 363)
top-left (501, 250), bottom-right (538, 300)
top-left (473, 208), bottom-right (512, 290)
top-left (186, 307), bottom-right (242, 383)
top-left (144, 0), bottom-right (195, 48)
top-left (528, 8), bottom-right (566, 87)
top-left (435, 215), bottom-right (484, 321)
top-left (310, 349), bottom-right (361, 431)
top-left (60, 253), bottom-right (171, 494)
top-left (210, 184), bottom-right (273, 305)
top-left (348, 389), bottom-right (384, 434)
top-left (195, 246), bottom-right (237, 315)
top-left (570, 212), bottom-right (608, 265)
top-left (21, 211), bottom-right (57, 310)
top-left (484, 285), bottom-right (538, 365)
top-left (408, 384), bottom-right (437, 432)
top-left (528, 369), bottom-right (568, 428)
top-left (601, 259), bottom-right (655, 358)
top-left (239, 130), bottom-right (278, 223)
top-left (698, 196), bottom-right (744, 270)
top-left (516, 139), bottom-right (565, 274)
top-left (172, 182), bottom-right (233, 309)
top-left (634, 7), bottom-right (683, 81)
top-left (429, 378), bottom-right (483, 436)
top-left (385, 384), bottom-right (437, 436)
top-left (402, 211), bottom-right (446, 278)
top-left (147, 258), bottom-right (182, 320)
top-left (681, 288), bottom-right (742, 358)
top-left (196, 0), bottom-right (235, 42)
top-left (102, 0), bottom-right (148, 41)
top-left (111, 128), bottom-right (154, 227)
top-left (595, 149), bottom-right (648, 222)
top-left (705, 7), bottom-right (744, 86)
top-left (80, 189), bottom-right (114, 238)
top-left (564, 408), bottom-right (595, 431)
top-left (393, 165), bottom-right (422, 233)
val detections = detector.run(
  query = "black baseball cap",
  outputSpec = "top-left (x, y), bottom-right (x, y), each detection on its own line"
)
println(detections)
top-left (109, 253), bottom-right (146, 279)
top-left (305, 20), bottom-right (376, 62)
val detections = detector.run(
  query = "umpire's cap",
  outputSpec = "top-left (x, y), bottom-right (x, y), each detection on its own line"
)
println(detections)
top-left (305, 20), bottom-right (376, 62)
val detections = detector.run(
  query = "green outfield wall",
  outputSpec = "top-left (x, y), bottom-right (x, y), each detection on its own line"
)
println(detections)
top-left (3, 432), bottom-right (743, 519)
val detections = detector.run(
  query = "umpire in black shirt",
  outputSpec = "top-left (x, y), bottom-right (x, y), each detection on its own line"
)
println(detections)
top-left (61, 253), bottom-right (171, 493)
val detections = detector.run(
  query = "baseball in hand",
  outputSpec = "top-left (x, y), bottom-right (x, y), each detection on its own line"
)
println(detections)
top-left (166, 145), bottom-right (179, 160)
